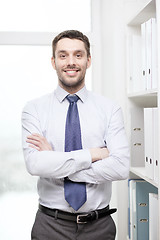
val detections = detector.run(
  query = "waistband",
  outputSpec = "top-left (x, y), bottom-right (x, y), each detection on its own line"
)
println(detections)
top-left (39, 204), bottom-right (117, 224)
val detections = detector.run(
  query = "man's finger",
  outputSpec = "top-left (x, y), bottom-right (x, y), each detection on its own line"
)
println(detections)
top-left (29, 144), bottom-right (40, 151)
top-left (27, 135), bottom-right (41, 141)
top-left (26, 139), bottom-right (41, 146)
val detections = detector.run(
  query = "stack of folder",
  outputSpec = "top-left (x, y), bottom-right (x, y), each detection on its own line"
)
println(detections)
top-left (128, 180), bottom-right (158, 240)
top-left (144, 107), bottom-right (159, 183)
top-left (128, 17), bottom-right (157, 93)
top-left (130, 107), bottom-right (159, 184)
top-left (141, 18), bottom-right (157, 91)
top-left (149, 193), bottom-right (158, 240)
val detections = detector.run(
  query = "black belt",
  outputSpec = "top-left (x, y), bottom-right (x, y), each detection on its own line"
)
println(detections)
top-left (39, 204), bottom-right (117, 224)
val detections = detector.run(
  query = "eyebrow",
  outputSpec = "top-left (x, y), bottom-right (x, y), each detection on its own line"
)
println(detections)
top-left (57, 50), bottom-right (86, 54)
top-left (57, 50), bottom-right (67, 54)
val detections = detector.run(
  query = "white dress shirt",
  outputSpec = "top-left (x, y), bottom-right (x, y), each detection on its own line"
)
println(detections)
top-left (22, 85), bottom-right (130, 213)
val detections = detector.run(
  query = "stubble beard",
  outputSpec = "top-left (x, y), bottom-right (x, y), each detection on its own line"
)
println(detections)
top-left (57, 67), bottom-right (87, 92)
top-left (55, 61), bottom-right (88, 92)
top-left (58, 76), bottom-right (85, 91)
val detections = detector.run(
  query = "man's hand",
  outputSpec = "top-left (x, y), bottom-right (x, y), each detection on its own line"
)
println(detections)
top-left (90, 147), bottom-right (109, 162)
top-left (26, 133), bottom-right (52, 151)
top-left (26, 133), bottom-right (109, 161)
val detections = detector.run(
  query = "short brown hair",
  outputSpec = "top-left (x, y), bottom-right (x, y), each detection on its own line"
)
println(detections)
top-left (52, 30), bottom-right (91, 58)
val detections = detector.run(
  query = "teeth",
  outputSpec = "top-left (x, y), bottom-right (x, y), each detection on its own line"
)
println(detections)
top-left (65, 70), bottom-right (78, 74)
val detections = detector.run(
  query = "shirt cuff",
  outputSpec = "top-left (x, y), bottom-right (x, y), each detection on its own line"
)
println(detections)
top-left (72, 149), bottom-right (92, 171)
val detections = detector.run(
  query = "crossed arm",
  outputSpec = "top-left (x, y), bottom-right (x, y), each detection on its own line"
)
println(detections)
top-left (22, 102), bottom-right (129, 183)
top-left (26, 133), bottom-right (109, 163)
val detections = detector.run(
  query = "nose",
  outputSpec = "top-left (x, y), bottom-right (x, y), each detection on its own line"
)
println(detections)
top-left (67, 55), bottom-right (76, 66)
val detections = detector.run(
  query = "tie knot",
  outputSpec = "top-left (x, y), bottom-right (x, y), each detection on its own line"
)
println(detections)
top-left (66, 95), bottom-right (79, 103)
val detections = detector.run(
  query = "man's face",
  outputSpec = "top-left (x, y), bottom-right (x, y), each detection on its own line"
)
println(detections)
top-left (51, 38), bottom-right (91, 92)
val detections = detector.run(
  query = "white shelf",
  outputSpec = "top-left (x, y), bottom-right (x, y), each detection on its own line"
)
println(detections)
top-left (130, 167), bottom-right (158, 188)
top-left (127, 90), bottom-right (157, 107)
top-left (128, 89), bottom-right (157, 98)
top-left (127, 0), bottom-right (156, 26)
top-left (126, 0), bottom-right (160, 239)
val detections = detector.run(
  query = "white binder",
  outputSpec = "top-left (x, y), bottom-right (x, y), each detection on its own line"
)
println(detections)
top-left (150, 18), bottom-right (158, 90)
top-left (142, 18), bottom-right (157, 91)
top-left (141, 21), bottom-right (147, 90)
top-left (131, 108), bottom-right (144, 167)
top-left (153, 108), bottom-right (159, 183)
top-left (146, 19), bottom-right (152, 90)
top-left (149, 193), bottom-right (158, 240)
top-left (144, 108), bottom-right (154, 179)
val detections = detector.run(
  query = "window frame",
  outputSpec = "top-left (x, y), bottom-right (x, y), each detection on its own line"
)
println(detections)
top-left (0, 0), bottom-right (102, 93)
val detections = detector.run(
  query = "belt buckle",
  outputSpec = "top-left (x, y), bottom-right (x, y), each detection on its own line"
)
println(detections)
top-left (77, 214), bottom-right (88, 224)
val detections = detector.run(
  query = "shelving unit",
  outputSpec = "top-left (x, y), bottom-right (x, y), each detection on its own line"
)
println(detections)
top-left (126, 0), bottom-right (160, 239)
top-left (128, 91), bottom-right (157, 107)
top-left (130, 167), bottom-right (158, 188)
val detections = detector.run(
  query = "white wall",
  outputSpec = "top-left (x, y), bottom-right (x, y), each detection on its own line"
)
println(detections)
top-left (99, 1), bottom-right (129, 239)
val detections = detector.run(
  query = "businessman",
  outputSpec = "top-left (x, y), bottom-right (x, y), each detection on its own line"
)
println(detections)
top-left (22, 30), bottom-right (130, 240)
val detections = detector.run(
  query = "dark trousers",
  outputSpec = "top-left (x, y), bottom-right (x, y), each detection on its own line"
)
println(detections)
top-left (31, 209), bottom-right (116, 240)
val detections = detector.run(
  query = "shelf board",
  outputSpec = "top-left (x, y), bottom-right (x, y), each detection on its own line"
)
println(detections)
top-left (127, 90), bottom-right (157, 107)
top-left (128, 89), bottom-right (157, 98)
top-left (128, 0), bottom-right (156, 26)
top-left (130, 167), bottom-right (158, 188)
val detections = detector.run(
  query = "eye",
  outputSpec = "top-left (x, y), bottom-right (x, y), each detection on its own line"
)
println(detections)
top-left (59, 54), bottom-right (66, 59)
top-left (59, 52), bottom-right (67, 59)
top-left (76, 53), bottom-right (82, 58)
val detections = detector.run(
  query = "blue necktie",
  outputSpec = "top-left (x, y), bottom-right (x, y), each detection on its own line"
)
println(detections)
top-left (64, 95), bottom-right (86, 211)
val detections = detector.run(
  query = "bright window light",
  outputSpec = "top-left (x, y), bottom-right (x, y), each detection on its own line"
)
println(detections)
top-left (0, 45), bottom-right (92, 140)
top-left (0, 1), bottom-right (92, 238)
top-left (0, 44), bottom-right (92, 240)
top-left (0, 0), bottom-right (91, 32)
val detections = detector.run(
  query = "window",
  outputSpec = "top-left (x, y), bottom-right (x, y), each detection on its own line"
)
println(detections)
top-left (0, 0), bottom-right (91, 32)
top-left (0, 1), bottom-right (92, 239)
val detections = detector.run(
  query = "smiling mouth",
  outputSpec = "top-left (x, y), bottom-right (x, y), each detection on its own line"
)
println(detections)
top-left (63, 69), bottom-right (80, 77)
top-left (64, 69), bottom-right (79, 73)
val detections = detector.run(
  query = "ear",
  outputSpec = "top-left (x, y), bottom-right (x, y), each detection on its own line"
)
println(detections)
top-left (51, 57), bottom-right (56, 70)
top-left (87, 56), bottom-right (91, 69)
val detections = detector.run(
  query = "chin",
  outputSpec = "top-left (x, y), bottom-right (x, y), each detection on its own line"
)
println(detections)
top-left (60, 79), bottom-right (85, 89)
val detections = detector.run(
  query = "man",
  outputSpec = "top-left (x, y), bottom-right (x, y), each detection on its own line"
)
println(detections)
top-left (22, 30), bottom-right (130, 240)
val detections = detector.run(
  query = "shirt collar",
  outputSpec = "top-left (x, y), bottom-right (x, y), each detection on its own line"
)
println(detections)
top-left (54, 85), bottom-right (88, 103)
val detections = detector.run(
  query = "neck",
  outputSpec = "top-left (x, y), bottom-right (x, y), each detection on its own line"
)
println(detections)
top-left (58, 82), bottom-right (85, 94)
